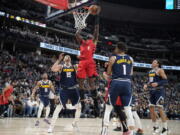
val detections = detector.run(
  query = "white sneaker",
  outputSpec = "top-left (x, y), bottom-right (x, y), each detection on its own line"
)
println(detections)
top-left (72, 121), bottom-right (79, 132)
top-left (48, 127), bottom-right (53, 133)
top-left (153, 126), bottom-right (160, 134)
top-left (160, 128), bottom-right (168, 135)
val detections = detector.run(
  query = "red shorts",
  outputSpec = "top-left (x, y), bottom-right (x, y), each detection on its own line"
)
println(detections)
top-left (77, 59), bottom-right (98, 79)
top-left (0, 95), bottom-right (9, 105)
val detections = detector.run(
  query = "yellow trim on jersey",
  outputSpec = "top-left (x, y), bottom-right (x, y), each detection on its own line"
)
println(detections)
top-left (63, 69), bottom-right (75, 72)
top-left (116, 59), bottom-right (132, 64)
top-left (40, 85), bottom-right (50, 88)
top-left (149, 73), bottom-right (155, 77)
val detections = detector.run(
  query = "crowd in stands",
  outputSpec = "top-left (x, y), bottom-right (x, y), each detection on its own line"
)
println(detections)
top-left (0, 50), bottom-right (179, 120)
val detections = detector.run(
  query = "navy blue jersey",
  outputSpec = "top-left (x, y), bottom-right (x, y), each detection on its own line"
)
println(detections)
top-left (60, 65), bottom-right (77, 87)
top-left (39, 80), bottom-right (51, 96)
top-left (112, 54), bottom-right (133, 79)
top-left (148, 69), bottom-right (163, 83)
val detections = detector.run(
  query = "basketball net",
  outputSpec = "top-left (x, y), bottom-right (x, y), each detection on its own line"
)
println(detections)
top-left (71, 0), bottom-right (90, 30)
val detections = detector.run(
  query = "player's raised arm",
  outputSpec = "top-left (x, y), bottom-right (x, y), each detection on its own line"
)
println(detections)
top-left (107, 56), bottom-right (116, 75)
top-left (75, 30), bottom-right (83, 44)
top-left (31, 81), bottom-right (41, 97)
top-left (93, 16), bottom-right (99, 44)
top-left (51, 53), bottom-right (64, 72)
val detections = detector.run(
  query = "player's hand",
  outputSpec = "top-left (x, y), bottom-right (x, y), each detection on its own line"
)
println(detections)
top-left (151, 83), bottom-right (158, 88)
top-left (59, 53), bottom-right (64, 61)
top-left (143, 84), bottom-right (148, 90)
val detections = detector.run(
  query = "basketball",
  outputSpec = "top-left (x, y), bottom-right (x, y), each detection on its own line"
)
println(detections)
top-left (89, 5), bottom-right (101, 15)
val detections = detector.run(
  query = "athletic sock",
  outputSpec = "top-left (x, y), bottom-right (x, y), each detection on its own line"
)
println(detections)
top-left (153, 121), bottom-right (158, 128)
top-left (162, 122), bottom-right (167, 129)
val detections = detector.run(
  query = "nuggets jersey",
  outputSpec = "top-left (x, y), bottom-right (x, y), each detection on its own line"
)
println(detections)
top-left (148, 69), bottom-right (162, 83)
top-left (112, 55), bottom-right (133, 79)
top-left (79, 39), bottom-right (96, 60)
top-left (39, 80), bottom-right (51, 96)
top-left (60, 65), bottom-right (77, 87)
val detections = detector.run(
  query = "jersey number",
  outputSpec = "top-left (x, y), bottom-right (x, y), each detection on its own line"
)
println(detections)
top-left (123, 64), bottom-right (126, 75)
top-left (45, 88), bottom-right (48, 92)
top-left (66, 72), bottom-right (72, 78)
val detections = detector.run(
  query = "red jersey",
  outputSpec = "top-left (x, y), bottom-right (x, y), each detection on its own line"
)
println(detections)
top-left (79, 39), bottom-right (96, 60)
top-left (0, 86), bottom-right (14, 105)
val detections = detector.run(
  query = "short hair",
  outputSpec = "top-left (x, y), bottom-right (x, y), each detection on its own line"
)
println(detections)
top-left (117, 42), bottom-right (128, 52)
top-left (154, 59), bottom-right (162, 68)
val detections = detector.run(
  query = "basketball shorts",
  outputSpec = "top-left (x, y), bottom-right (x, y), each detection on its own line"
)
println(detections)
top-left (59, 88), bottom-right (80, 108)
top-left (149, 89), bottom-right (165, 107)
top-left (109, 79), bottom-right (132, 107)
top-left (77, 60), bottom-right (98, 79)
top-left (39, 96), bottom-right (50, 107)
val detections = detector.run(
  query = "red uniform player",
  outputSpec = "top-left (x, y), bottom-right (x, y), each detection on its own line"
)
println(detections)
top-left (75, 16), bottom-right (99, 116)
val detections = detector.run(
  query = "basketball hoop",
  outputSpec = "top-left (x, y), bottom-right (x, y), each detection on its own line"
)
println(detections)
top-left (72, 6), bottom-right (90, 30)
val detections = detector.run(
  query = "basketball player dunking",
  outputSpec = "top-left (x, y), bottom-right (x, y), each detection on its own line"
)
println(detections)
top-left (105, 42), bottom-right (135, 135)
top-left (32, 73), bottom-right (55, 126)
top-left (144, 60), bottom-right (168, 135)
top-left (48, 54), bottom-right (81, 133)
top-left (75, 16), bottom-right (99, 116)
top-left (0, 79), bottom-right (16, 116)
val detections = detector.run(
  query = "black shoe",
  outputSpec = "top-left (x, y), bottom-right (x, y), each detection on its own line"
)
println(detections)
top-left (113, 126), bottom-right (122, 131)
top-left (160, 128), bottom-right (168, 135)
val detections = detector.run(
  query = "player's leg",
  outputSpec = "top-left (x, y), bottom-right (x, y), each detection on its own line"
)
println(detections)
top-left (48, 89), bottom-right (67, 133)
top-left (120, 81), bottom-right (135, 134)
top-left (35, 99), bottom-right (44, 126)
top-left (87, 61), bottom-right (99, 117)
top-left (149, 91), bottom-right (159, 133)
top-left (70, 89), bottom-right (81, 130)
top-left (109, 80), bottom-right (131, 135)
top-left (77, 60), bottom-right (87, 111)
top-left (132, 110), bottom-right (143, 134)
top-left (101, 103), bottom-right (113, 135)
top-left (155, 90), bottom-right (168, 135)
top-left (43, 97), bottom-right (51, 125)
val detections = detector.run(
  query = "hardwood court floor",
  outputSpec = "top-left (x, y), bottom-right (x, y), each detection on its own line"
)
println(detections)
top-left (0, 118), bottom-right (179, 135)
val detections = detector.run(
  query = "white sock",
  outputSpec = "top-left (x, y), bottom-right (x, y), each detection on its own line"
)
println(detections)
top-left (132, 111), bottom-right (142, 129)
top-left (45, 106), bottom-right (50, 119)
top-left (162, 122), bottom-right (167, 129)
top-left (49, 104), bottom-right (63, 129)
top-left (103, 104), bottom-right (113, 127)
top-left (153, 121), bottom-right (158, 127)
top-left (124, 106), bottom-right (135, 128)
top-left (74, 103), bottom-right (81, 123)
top-left (37, 102), bottom-right (44, 119)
